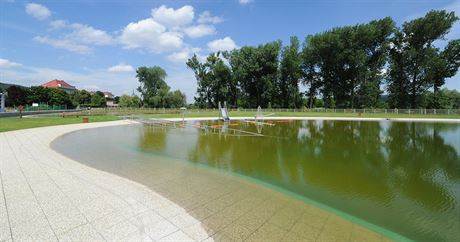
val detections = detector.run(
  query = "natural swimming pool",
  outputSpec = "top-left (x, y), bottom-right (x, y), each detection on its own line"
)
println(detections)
top-left (52, 119), bottom-right (460, 241)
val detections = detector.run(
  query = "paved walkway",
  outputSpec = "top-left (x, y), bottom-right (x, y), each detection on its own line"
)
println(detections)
top-left (0, 120), bottom-right (208, 241)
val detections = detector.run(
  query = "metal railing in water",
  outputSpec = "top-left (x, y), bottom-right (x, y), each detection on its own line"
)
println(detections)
top-left (129, 116), bottom-right (264, 137)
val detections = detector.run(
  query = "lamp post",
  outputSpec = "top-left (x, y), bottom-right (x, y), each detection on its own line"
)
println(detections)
top-left (180, 107), bottom-right (186, 124)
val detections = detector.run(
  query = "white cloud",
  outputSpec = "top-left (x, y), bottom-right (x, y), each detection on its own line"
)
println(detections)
top-left (119, 18), bottom-right (183, 53)
top-left (108, 64), bottom-right (134, 72)
top-left (0, 58), bottom-right (22, 68)
top-left (208, 37), bottom-right (238, 52)
top-left (151, 5), bottom-right (194, 28)
top-left (37, 21), bottom-right (113, 53)
top-left (67, 23), bottom-right (113, 45)
top-left (25, 3), bottom-right (51, 20)
top-left (198, 11), bottom-right (223, 24)
top-left (49, 20), bottom-right (66, 30)
top-left (239, 0), bottom-right (253, 5)
top-left (33, 36), bottom-right (92, 54)
top-left (167, 51), bottom-right (190, 64)
top-left (167, 47), bottom-right (201, 64)
top-left (183, 24), bottom-right (216, 38)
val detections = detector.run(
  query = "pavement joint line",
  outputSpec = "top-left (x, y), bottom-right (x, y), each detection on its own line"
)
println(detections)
top-left (315, 211), bottom-right (332, 241)
top-left (239, 200), bottom-right (284, 241)
top-left (5, 133), bottom-right (60, 241)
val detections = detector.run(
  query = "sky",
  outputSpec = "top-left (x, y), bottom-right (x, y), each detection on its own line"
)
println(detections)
top-left (0, 0), bottom-right (459, 102)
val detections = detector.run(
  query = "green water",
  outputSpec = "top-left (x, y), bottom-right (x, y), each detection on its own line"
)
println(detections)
top-left (53, 120), bottom-right (460, 241)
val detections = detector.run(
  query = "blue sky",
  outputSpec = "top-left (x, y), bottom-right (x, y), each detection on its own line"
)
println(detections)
top-left (0, 0), bottom-right (459, 102)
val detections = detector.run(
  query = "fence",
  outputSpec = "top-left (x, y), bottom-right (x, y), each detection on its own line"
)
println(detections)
top-left (81, 107), bottom-right (460, 116)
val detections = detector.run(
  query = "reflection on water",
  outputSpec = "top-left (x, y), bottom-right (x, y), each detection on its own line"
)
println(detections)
top-left (138, 120), bottom-right (460, 242)
top-left (52, 120), bottom-right (460, 241)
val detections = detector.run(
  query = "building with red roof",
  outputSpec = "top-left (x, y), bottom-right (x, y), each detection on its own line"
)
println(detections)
top-left (41, 79), bottom-right (77, 93)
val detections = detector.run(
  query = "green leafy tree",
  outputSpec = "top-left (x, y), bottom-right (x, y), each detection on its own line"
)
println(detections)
top-left (187, 53), bottom-right (234, 108)
top-left (166, 90), bottom-right (187, 108)
top-left (135, 66), bottom-right (187, 108)
top-left (387, 10), bottom-right (459, 108)
top-left (186, 55), bottom-right (210, 108)
top-left (279, 36), bottom-right (303, 108)
top-left (90, 91), bottom-right (106, 107)
top-left (27, 86), bottom-right (50, 104)
top-left (118, 94), bottom-right (140, 108)
top-left (5, 85), bottom-right (28, 107)
top-left (426, 88), bottom-right (460, 109)
top-left (227, 41), bottom-right (281, 107)
top-left (48, 88), bottom-right (72, 107)
top-left (136, 66), bottom-right (168, 107)
top-left (301, 37), bottom-right (322, 108)
top-left (302, 17), bottom-right (394, 108)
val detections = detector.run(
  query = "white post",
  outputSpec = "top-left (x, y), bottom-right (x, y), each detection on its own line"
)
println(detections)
top-left (0, 92), bottom-right (5, 113)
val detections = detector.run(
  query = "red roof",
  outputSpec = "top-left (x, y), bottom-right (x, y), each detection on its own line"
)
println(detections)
top-left (41, 79), bottom-right (76, 89)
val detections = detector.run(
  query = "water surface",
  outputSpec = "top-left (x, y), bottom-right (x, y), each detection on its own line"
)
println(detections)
top-left (53, 120), bottom-right (460, 241)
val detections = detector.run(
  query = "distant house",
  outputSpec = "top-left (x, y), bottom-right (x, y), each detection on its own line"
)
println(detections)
top-left (89, 91), bottom-right (117, 107)
top-left (106, 100), bottom-right (118, 107)
top-left (41, 79), bottom-right (77, 93)
top-left (103, 92), bottom-right (114, 99)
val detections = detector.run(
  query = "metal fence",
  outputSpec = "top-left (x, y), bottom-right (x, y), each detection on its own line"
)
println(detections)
top-left (81, 107), bottom-right (460, 116)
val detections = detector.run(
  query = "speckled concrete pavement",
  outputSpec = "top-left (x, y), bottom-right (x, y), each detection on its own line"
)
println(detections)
top-left (0, 120), bottom-right (209, 241)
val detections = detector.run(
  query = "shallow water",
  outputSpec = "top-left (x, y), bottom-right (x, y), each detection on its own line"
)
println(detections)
top-left (53, 120), bottom-right (460, 241)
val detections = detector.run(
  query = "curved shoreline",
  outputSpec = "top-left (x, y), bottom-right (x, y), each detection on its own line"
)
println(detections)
top-left (52, 118), bottom-right (412, 241)
top-left (0, 117), bottom-right (432, 241)
top-left (0, 120), bottom-right (209, 241)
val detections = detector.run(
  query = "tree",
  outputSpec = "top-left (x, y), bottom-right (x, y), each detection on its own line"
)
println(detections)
top-left (69, 89), bottom-right (91, 107)
top-left (387, 10), bottom-right (459, 108)
top-left (90, 91), bottom-right (106, 107)
top-left (136, 66), bottom-right (168, 107)
top-left (227, 41), bottom-right (281, 107)
top-left (136, 66), bottom-right (187, 108)
top-left (166, 90), bottom-right (186, 108)
top-left (279, 36), bottom-right (303, 108)
top-left (186, 55), bottom-right (210, 108)
top-left (118, 94), bottom-right (140, 108)
top-left (187, 53), bottom-right (234, 108)
top-left (5, 85), bottom-right (28, 107)
top-left (113, 96), bottom-right (120, 104)
top-left (27, 86), bottom-right (50, 104)
top-left (426, 88), bottom-right (460, 109)
top-left (48, 88), bottom-right (72, 107)
top-left (301, 17), bottom-right (394, 108)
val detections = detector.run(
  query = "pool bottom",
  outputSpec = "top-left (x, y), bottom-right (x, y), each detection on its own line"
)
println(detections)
top-left (51, 124), bottom-right (408, 241)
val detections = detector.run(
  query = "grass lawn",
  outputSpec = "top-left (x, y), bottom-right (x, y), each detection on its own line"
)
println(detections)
top-left (0, 115), bottom-right (120, 132)
top-left (144, 111), bottom-right (460, 119)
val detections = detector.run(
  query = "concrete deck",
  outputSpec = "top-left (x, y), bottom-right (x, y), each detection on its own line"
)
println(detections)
top-left (0, 120), bottom-right (208, 241)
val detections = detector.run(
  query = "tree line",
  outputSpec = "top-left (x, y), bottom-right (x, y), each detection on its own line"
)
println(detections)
top-left (135, 66), bottom-right (186, 108)
top-left (187, 10), bottom-right (460, 109)
top-left (0, 65), bottom-right (187, 109)
top-left (0, 85), bottom-right (109, 108)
